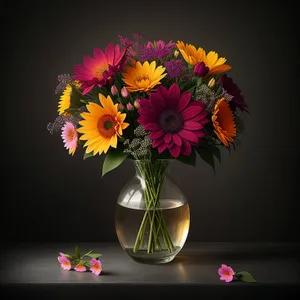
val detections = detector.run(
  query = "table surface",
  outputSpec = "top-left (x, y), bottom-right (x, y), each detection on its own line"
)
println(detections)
top-left (1, 242), bottom-right (300, 299)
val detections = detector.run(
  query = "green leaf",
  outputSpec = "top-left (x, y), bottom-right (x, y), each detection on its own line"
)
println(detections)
top-left (102, 149), bottom-right (128, 177)
top-left (65, 108), bottom-right (80, 116)
top-left (63, 254), bottom-right (74, 260)
top-left (83, 151), bottom-right (94, 160)
top-left (195, 77), bottom-right (202, 86)
top-left (70, 86), bottom-right (83, 108)
top-left (205, 143), bottom-right (221, 164)
top-left (196, 146), bottom-right (215, 172)
top-left (83, 261), bottom-right (91, 268)
top-left (177, 149), bottom-right (197, 167)
top-left (82, 249), bottom-right (93, 257)
top-left (85, 253), bottom-right (102, 258)
top-left (235, 271), bottom-right (256, 282)
top-left (75, 246), bottom-right (81, 258)
top-left (214, 84), bottom-right (223, 96)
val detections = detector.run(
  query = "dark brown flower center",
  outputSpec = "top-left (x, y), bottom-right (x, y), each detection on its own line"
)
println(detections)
top-left (159, 110), bottom-right (183, 133)
top-left (97, 115), bottom-right (117, 138)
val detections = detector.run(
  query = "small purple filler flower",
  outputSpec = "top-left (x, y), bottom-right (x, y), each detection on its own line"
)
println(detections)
top-left (164, 59), bottom-right (185, 78)
top-left (218, 264), bottom-right (235, 282)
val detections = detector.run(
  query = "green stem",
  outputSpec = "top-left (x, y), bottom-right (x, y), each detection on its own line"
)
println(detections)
top-left (133, 160), bottom-right (175, 254)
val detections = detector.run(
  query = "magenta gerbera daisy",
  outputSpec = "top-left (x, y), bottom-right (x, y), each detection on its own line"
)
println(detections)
top-left (73, 43), bottom-right (127, 95)
top-left (137, 83), bottom-right (209, 158)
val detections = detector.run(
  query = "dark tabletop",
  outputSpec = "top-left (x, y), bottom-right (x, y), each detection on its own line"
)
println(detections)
top-left (1, 242), bottom-right (300, 299)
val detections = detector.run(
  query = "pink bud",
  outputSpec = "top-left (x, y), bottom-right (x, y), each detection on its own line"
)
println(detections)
top-left (111, 85), bottom-right (119, 96)
top-left (134, 99), bottom-right (141, 109)
top-left (126, 103), bottom-right (134, 111)
top-left (118, 103), bottom-right (125, 111)
top-left (121, 87), bottom-right (129, 98)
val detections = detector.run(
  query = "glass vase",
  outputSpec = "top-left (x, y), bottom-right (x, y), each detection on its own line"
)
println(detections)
top-left (115, 159), bottom-right (190, 264)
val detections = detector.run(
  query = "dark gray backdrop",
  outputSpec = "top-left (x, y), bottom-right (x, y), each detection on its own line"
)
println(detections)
top-left (2, 0), bottom-right (299, 243)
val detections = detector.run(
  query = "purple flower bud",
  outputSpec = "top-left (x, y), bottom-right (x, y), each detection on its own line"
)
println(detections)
top-left (121, 87), bottom-right (129, 98)
top-left (194, 62), bottom-right (209, 77)
top-left (111, 85), bottom-right (119, 96)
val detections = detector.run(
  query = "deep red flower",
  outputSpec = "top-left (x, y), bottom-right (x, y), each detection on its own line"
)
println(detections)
top-left (137, 83), bottom-right (209, 158)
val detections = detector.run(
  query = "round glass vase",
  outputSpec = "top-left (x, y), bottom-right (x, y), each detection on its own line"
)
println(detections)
top-left (115, 159), bottom-right (190, 264)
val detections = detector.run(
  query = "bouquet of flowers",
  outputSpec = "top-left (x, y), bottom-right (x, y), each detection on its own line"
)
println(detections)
top-left (48, 33), bottom-right (248, 258)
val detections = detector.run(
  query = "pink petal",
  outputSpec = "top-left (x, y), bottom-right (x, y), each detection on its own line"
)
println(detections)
top-left (224, 275), bottom-right (233, 282)
top-left (144, 122), bottom-right (161, 131)
top-left (194, 130), bottom-right (206, 138)
top-left (83, 56), bottom-right (96, 69)
top-left (178, 130), bottom-right (199, 143)
top-left (181, 138), bottom-right (192, 156)
top-left (82, 85), bottom-right (95, 95)
top-left (94, 48), bottom-right (107, 62)
top-left (150, 130), bottom-right (165, 140)
top-left (191, 110), bottom-right (208, 122)
top-left (177, 91), bottom-right (191, 112)
top-left (150, 93), bottom-right (166, 112)
top-left (105, 43), bottom-right (115, 64)
top-left (164, 133), bottom-right (172, 144)
top-left (164, 83), bottom-right (181, 108)
top-left (183, 120), bottom-right (203, 130)
top-left (158, 143), bottom-right (167, 153)
top-left (182, 106), bottom-right (202, 120)
top-left (114, 45), bottom-right (127, 65)
top-left (172, 133), bottom-right (182, 147)
top-left (152, 136), bottom-right (164, 148)
top-left (168, 144), bottom-right (181, 158)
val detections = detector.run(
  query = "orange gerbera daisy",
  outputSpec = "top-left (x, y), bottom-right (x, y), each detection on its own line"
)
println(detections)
top-left (121, 61), bottom-right (166, 93)
top-left (176, 41), bottom-right (231, 75)
top-left (77, 94), bottom-right (129, 155)
top-left (212, 98), bottom-right (236, 146)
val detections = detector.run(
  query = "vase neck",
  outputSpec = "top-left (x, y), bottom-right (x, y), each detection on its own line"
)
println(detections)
top-left (132, 159), bottom-right (172, 178)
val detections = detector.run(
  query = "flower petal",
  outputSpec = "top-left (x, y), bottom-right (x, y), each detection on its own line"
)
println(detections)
top-left (172, 133), bottom-right (182, 147)
top-left (168, 144), bottom-right (181, 158)
top-left (150, 130), bottom-right (165, 140)
top-left (178, 129), bottom-right (198, 143)
top-left (183, 120), bottom-right (203, 130)
top-left (177, 91), bottom-right (191, 112)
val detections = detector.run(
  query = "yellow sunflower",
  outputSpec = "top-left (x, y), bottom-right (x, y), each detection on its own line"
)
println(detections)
top-left (77, 94), bottom-right (129, 155)
top-left (58, 84), bottom-right (72, 115)
top-left (212, 98), bottom-right (236, 146)
top-left (176, 41), bottom-right (231, 75)
top-left (122, 61), bottom-right (166, 93)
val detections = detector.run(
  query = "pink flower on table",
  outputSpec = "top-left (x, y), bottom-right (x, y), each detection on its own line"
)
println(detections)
top-left (218, 264), bottom-right (235, 282)
top-left (90, 258), bottom-right (102, 276)
top-left (74, 262), bottom-right (87, 272)
top-left (57, 252), bottom-right (71, 271)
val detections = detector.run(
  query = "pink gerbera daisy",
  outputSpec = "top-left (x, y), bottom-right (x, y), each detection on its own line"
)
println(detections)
top-left (90, 258), bottom-right (102, 276)
top-left (61, 121), bottom-right (78, 156)
top-left (73, 43), bottom-right (127, 95)
top-left (137, 83), bottom-right (209, 158)
top-left (57, 252), bottom-right (71, 271)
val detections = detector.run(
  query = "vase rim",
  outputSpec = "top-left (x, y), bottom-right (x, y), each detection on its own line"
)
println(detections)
top-left (132, 158), bottom-right (174, 163)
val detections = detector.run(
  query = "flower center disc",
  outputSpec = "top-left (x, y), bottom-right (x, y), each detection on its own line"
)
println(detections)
top-left (94, 64), bottom-right (108, 80)
top-left (159, 110), bottom-right (183, 133)
top-left (97, 115), bottom-right (117, 138)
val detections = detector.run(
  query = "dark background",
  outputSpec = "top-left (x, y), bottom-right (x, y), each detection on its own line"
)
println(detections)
top-left (2, 0), bottom-right (299, 243)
